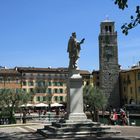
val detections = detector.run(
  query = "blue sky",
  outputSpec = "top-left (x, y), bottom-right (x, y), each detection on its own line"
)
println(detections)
top-left (0, 0), bottom-right (140, 72)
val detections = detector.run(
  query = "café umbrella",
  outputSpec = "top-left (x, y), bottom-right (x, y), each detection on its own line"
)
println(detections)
top-left (34, 103), bottom-right (48, 107)
top-left (51, 103), bottom-right (63, 107)
top-left (21, 103), bottom-right (34, 107)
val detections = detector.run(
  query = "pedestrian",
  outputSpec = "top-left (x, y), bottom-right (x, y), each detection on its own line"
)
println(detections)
top-left (110, 109), bottom-right (118, 125)
top-left (120, 109), bottom-right (128, 125)
top-left (22, 110), bottom-right (26, 124)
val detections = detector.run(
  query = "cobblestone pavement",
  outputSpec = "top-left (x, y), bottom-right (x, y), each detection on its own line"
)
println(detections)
top-left (0, 123), bottom-right (140, 140)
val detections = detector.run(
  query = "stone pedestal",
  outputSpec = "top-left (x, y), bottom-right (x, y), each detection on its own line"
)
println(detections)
top-left (66, 69), bottom-right (87, 122)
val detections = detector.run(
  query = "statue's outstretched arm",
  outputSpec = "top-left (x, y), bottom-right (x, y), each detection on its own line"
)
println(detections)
top-left (80, 38), bottom-right (85, 44)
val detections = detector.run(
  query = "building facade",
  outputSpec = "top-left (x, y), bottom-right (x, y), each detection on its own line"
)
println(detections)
top-left (92, 70), bottom-right (100, 87)
top-left (0, 67), bottom-right (91, 105)
top-left (98, 19), bottom-right (120, 108)
top-left (0, 68), bottom-right (21, 89)
top-left (17, 67), bottom-right (68, 104)
top-left (119, 63), bottom-right (140, 105)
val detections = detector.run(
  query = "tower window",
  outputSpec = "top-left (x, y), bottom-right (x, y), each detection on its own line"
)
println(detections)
top-left (105, 26), bottom-right (112, 33)
top-left (109, 26), bottom-right (112, 32)
top-left (105, 26), bottom-right (108, 32)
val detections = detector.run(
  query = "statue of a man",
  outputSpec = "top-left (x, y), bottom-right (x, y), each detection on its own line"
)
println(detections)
top-left (67, 32), bottom-right (85, 69)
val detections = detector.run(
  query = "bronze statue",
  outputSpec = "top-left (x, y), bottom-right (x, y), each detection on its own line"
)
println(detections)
top-left (67, 32), bottom-right (85, 69)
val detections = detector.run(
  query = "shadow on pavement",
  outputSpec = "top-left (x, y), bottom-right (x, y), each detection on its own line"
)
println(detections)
top-left (0, 132), bottom-right (46, 140)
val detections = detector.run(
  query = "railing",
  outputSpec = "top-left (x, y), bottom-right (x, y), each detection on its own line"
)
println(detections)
top-left (0, 112), bottom-right (66, 125)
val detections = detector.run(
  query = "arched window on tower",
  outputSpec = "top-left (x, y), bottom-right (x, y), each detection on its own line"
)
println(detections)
top-left (109, 26), bottom-right (112, 33)
top-left (105, 26), bottom-right (108, 32)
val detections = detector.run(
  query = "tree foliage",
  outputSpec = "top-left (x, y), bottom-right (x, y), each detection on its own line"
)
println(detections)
top-left (0, 89), bottom-right (31, 107)
top-left (83, 85), bottom-right (107, 121)
top-left (0, 88), bottom-right (31, 124)
top-left (114, 0), bottom-right (140, 35)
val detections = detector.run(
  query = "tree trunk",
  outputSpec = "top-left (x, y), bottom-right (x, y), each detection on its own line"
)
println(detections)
top-left (94, 107), bottom-right (99, 122)
top-left (9, 107), bottom-right (16, 124)
top-left (95, 109), bottom-right (99, 122)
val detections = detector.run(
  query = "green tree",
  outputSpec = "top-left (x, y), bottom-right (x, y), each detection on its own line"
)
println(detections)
top-left (83, 85), bottom-right (107, 122)
top-left (0, 88), bottom-right (31, 124)
top-left (114, 0), bottom-right (140, 35)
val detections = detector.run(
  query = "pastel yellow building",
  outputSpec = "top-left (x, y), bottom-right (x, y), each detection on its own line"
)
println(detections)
top-left (120, 64), bottom-right (140, 105)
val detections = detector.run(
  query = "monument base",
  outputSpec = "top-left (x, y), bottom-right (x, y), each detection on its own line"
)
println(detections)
top-left (67, 113), bottom-right (88, 122)
top-left (37, 120), bottom-right (120, 139)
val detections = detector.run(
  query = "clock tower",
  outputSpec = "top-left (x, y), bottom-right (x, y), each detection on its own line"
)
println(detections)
top-left (99, 19), bottom-right (120, 108)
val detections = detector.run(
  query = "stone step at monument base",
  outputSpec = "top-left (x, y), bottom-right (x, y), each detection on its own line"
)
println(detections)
top-left (37, 121), bottom-right (120, 139)
top-left (43, 124), bottom-right (110, 133)
top-left (51, 120), bottom-right (100, 127)
top-left (38, 129), bottom-right (120, 139)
